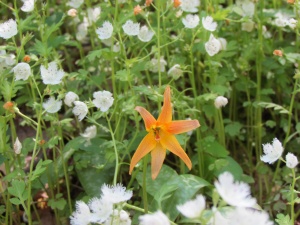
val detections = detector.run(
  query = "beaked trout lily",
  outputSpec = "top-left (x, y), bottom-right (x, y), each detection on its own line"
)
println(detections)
top-left (129, 86), bottom-right (200, 179)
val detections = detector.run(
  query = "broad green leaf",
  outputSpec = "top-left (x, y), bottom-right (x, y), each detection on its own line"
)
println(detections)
top-left (9, 198), bottom-right (21, 205)
top-left (224, 122), bottom-right (242, 137)
top-left (7, 180), bottom-right (27, 201)
top-left (48, 197), bottom-right (67, 211)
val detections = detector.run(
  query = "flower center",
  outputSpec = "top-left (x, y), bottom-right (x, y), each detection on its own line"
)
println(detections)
top-left (152, 126), bottom-right (161, 141)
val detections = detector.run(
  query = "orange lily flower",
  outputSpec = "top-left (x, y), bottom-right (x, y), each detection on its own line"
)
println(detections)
top-left (129, 86), bottom-right (200, 179)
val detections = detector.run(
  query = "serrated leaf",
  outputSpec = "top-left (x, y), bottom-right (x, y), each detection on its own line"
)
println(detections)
top-left (258, 102), bottom-right (290, 114)
top-left (275, 214), bottom-right (291, 225)
top-left (48, 198), bottom-right (66, 210)
top-left (8, 180), bottom-right (26, 199)
top-left (225, 122), bottom-right (242, 137)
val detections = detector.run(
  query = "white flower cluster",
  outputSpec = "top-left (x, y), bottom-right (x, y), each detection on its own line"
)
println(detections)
top-left (174, 171), bottom-right (273, 225)
top-left (64, 91), bottom-right (88, 121)
top-left (70, 183), bottom-right (132, 225)
top-left (261, 138), bottom-right (298, 169)
top-left (182, 15), bottom-right (217, 30)
top-left (96, 20), bottom-right (154, 42)
top-left (273, 12), bottom-right (297, 29)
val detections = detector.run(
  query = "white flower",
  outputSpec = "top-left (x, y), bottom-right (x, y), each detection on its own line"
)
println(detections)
top-left (288, 18), bottom-right (297, 29)
top-left (92, 90), bottom-right (114, 112)
top-left (76, 23), bottom-right (88, 42)
top-left (0, 50), bottom-right (6, 63)
top-left (14, 137), bottom-right (22, 154)
top-left (67, 9), bottom-right (78, 17)
top-left (182, 14), bottom-right (200, 29)
top-left (208, 208), bottom-right (230, 225)
top-left (104, 210), bottom-right (131, 225)
top-left (261, 138), bottom-right (283, 164)
top-left (80, 125), bottom-right (97, 141)
top-left (205, 34), bottom-right (221, 56)
top-left (138, 26), bottom-right (154, 42)
top-left (43, 97), bottom-right (62, 113)
top-left (68, 0), bottom-right (84, 8)
top-left (122, 20), bottom-right (140, 36)
top-left (242, 21), bottom-right (255, 32)
top-left (21, 0), bottom-right (34, 12)
top-left (180, 0), bottom-right (200, 13)
top-left (5, 54), bottom-right (16, 66)
top-left (176, 195), bottom-right (206, 218)
top-left (262, 26), bottom-right (272, 39)
top-left (139, 211), bottom-right (170, 225)
top-left (241, 1), bottom-right (255, 17)
top-left (0, 19), bottom-right (18, 39)
top-left (273, 12), bottom-right (289, 27)
top-left (202, 16), bottom-right (217, 31)
top-left (96, 21), bottom-right (113, 40)
top-left (88, 197), bottom-right (113, 223)
top-left (72, 101), bottom-right (88, 121)
top-left (214, 172), bottom-right (257, 207)
top-left (12, 62), bottom-right (31, 81)
top-left (176, 10), bottom-right (183, 18)
top-left (40, 61), bottom-right (65, 85)
top-left (286, 152), bottom-right (298, 168)
top-left (167, 64), bottom-right (183, 80)
top-left (218, 38), bottom-right (227, 50)
top-left (64, 91), bottom-right (79, 107)
top-left (227, 207), bottom-right (274, 225)
top-left (87, 7), bottom-right (101, 24)
top-left (101, 183), bottom-right (132, 204)
top-left (214, 96), bottom-right (228, 108)
top-left (70, 201), bottom-right (92, 225)
top-left (149, 57), bottom-right (167, 73)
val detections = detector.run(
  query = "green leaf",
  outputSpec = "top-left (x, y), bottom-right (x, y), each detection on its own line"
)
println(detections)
top-left (224, 122), bottom-right (242, 137)
top-left (9, 198), bottom-right (21, 205)
top-left (200, 136), bottom-right (229, 158)
top-left (44, 12), bottom-right (65, 40)
top-left (275, 214), bottom-right (291, 225)
top-left (116, 69), bottom-right (131, 82)
top-left (258, 102), bottom-right (290, 114)
top-left (7, 180), bottom-right (27, 201)
top-left (48, 197), bottom-right (67, 211)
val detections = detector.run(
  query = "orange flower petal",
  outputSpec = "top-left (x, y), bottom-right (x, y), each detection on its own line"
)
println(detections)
top-left (151, 143), bottom-right (166, 179)
top-left (157, 86), bottom-right (172, 124)
top-left (160, 129), bottom-right (192, 170)
top-left (135, 106), bottom-right (157, 130)
top-left (166, 120), bottom-right (200, 134)
top-left (129, 133), bottom-right (156, 174)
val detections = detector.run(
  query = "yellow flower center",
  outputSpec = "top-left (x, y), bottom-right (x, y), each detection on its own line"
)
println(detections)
top-left (151, 126), bottom-right (161, 141)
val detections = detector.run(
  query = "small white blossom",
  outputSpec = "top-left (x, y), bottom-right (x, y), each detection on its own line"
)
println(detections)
top-left (67, 9), bottom-right (78, 17)
top-left (261, 138), bottom-right (283, 164)
top-left (180, 0), bottom-right (200, 13)
top-left (208, 208), bottom-right (230, 225)
top-left (72, 101), bottom-right (88, 121)
top-left (40, 61), bottom-right (65, 85)
top-left (138, 26), bottom-right (154, 42)
top-left (182, 14), bottom-right (200, 29)
top-left (96, 21), bottom-right (113, 40)
top-left (202, 16), bottom-right (217, 31)
top-left (21, 0), bottom-right (34, 12)
top-left (205, 34), bottom-right (221, 56)
top-left (177, 195), bottom-right (206, 219)
top-left (262, 26), bottom-right (272, 39)
top-left (0, 19), bottom-right (18, 39)
top-left (122, 20), bottom-right (140, 36)
top-left (87, 7), bottom-right (101, 24)
top-left (101, 183), bottom-right (132, 204)
top-left (218, 38), bottom-right (227, 50)
top-left (149, 57), bottom-right (167, 73)
top-left (68, 0), bottom-right (84, 8)
top-left (64, 91), bottom-right (79, 107)
top-left (12, 62), bottom-right (31, 81)
top-left (88, 197), bottom-right (113, 223)
top-left (242, 21), bottom-right (255, 32)
top-left (227, 207), bottom-right (274, 225)
top-left (236, 0), bottom-right (255, 17)
top-left (76, 23), bottom-right (88, 42)
top-left (70, 201), bottom-right (92, 225)
top-left (288, 18), bottom-right (297, 29)
top-left (5, 54), bottom-right (16, 66)
top-left (80, 125), bottom-right (97, 142)
top-left (215, 172), bottom-right (257, 207)
top-left (273, 12), bottom-right (289, 27)
top-left (139, 211), bottom-right (170, 225)
top-left (104, 210), bottom-right (131, 225)
top-left (214, 96), bottom-right (228, 108)
top-left (0, 50), bottom-right (6, 63)
top-left (176, 10), bottom-right (183, 18)
top-left (14, 137), bottom-right (22, 154)
top-left (92, 90), bottom-right (114, 112)
top-left (42, 97), bottom-right (62, 113)
top-left (286, 152), bottom-right (298, 168)
top-left (167, 64), bottom-right (183, 80)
